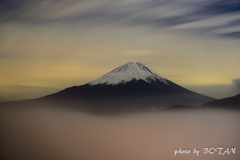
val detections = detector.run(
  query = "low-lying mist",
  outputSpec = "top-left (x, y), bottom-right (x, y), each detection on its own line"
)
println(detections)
top-left (0, 104), bottom-right (240, 160)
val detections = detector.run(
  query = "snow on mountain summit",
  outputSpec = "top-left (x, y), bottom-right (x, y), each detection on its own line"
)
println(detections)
top-left (88, 62), bottom-right (168, 85)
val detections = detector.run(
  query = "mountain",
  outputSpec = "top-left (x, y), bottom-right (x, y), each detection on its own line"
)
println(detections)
top-left (39, 62), bottom-right (214, 111)
top-left (202, 93), bottom-right (240, 110)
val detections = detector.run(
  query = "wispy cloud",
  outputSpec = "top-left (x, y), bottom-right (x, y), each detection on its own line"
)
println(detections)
top-left (1, 0), bottom-right (239, 39)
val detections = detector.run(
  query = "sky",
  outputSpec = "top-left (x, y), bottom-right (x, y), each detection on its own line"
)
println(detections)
top-left (0, 0), bottom-right (240, 102)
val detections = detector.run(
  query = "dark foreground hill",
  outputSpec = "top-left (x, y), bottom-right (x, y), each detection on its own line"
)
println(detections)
top-left (202, 94), bottom-right (240, 110)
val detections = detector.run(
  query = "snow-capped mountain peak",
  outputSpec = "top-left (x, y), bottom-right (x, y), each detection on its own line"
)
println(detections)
top-left (88, 62), bottom-right (168, 85)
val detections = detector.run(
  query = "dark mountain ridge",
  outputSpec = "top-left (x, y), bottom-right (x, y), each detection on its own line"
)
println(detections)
top-left (38, 62), bottom-right (214, 111)
top-left (202, 93), bottom-right (240, 110)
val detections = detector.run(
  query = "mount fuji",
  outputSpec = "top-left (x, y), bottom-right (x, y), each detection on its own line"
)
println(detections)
top-left (39, 62), bottom-right (214, 111)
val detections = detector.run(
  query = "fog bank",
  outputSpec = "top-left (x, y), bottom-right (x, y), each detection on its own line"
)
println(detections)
top-left (0, 105), bottom-right (240, 160)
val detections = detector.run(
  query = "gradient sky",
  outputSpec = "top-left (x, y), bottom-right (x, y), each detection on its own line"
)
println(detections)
top-left (0, 0), bottom-right (240, 102)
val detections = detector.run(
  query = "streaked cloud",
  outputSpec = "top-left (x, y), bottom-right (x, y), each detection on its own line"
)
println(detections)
top-left (1, 0), bottom-right (239, 39)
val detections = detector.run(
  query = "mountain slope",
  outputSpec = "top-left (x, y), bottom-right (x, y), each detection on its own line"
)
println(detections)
top-left (202, 94), bottom-right (240, 110)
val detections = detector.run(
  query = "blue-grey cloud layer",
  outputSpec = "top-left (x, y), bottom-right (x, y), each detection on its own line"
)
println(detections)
top-left (1, 0), bottom-right (240, 39)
